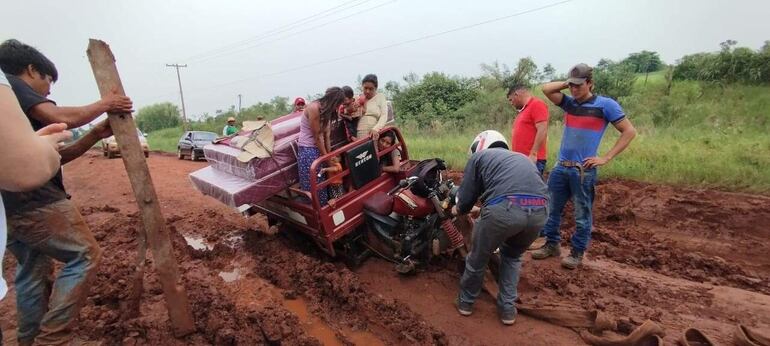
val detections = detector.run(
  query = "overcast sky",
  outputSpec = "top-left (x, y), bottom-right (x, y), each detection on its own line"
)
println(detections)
top-left (2, 0), bottom-right (768, 122)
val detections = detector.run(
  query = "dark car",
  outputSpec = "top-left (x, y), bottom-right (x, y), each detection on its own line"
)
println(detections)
top-left (177, 131), bottom-right (217, 161)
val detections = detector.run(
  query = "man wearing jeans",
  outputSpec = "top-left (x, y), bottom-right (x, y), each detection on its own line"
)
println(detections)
top-left (532, 63), bottom-right (637, 269)
top-left (451, 130), bottom-right (549, 325)
top-left (0, 39), bottom-right (132, 345)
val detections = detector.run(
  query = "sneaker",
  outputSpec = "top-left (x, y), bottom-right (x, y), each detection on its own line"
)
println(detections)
top-left (561, 249), bottom-right (584, 269)
top-left (455, 298), bottom-right (473, 316)
top-left (500, 309), bottom-right (517, 325)
top-left (531, 242), bottom-right (561, 260)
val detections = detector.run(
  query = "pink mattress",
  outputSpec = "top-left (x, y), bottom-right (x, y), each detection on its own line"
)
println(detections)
top-left (204, 134), bottom-right (299, 181)
top-left (191, 107), bottom-right (383, 208)
top-left (189, 163), bottom-right (297, 208)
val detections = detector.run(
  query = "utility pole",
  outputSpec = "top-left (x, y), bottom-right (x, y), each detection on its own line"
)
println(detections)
top-left (238, 94), bottom-right (242, 115)
top-left (166, 63), bottom-right (189, 131)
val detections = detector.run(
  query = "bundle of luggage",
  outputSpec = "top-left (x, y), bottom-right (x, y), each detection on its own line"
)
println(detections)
top-left (189, 112), bottom-right (304, 208)
top-left (189, 111), bottom-right (348, 208)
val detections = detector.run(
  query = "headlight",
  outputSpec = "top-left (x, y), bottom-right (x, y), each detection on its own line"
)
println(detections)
top-left (449, 186), bottom-right (460, 206)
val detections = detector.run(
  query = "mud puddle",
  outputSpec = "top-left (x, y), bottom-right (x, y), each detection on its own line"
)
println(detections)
top-left (219, 256), bottom-right (385, 345)
top-left (184, 235), bottom-right (214, 250)
top-left (283, 297), bottom-right (384, 346)
top-left (218, 267), bottom-right (244, 283)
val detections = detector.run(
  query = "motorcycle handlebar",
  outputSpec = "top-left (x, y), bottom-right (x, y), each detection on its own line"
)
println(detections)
top-left (388, 176), bottom-right (418, 195)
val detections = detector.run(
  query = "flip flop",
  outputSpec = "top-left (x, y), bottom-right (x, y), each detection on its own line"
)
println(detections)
top-left (678, 328), bottom-right (716, 346)
top-left (637, 334), bottom-right (664, 346)
top-left (735, 325), bottom-right (770, 346)
top-left (580, 319), bottom-right (664, 346)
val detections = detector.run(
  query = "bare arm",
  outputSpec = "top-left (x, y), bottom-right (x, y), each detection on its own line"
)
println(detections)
top-left (583, 118), bottom-right (637, 169)
top-left (59, 120), bottom-right (112, 165)
top-left (306, 105), bottom-right (328, 156)
top-left (530, 121), bottom-right (548, 162)
top-left (29, 93), bottom-right (132, 128)
top-left (382, 150), bottom-right (401, 174)
top-left (541, 81), bottom-right (569, 105)
top-left (0, 85), bottom-right (63, 192)
top-left (324, 123), bottom-right (331, 154)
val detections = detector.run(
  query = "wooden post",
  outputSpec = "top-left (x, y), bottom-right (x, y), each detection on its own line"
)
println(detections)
top-left (86, 39), bottom-right (195, 337)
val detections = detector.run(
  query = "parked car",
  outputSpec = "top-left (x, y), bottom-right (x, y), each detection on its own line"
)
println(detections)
top-left (102, 128), bottom-right (149, 158)
top-left (177, 131), bottom-right (217, 161)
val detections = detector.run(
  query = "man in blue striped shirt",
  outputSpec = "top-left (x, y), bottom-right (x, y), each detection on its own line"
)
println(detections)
top-left (532, 63), bottom-right (637, 269)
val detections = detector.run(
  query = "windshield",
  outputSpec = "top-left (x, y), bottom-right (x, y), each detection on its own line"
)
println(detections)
top-left (193, 132), bottom-right (216, 141)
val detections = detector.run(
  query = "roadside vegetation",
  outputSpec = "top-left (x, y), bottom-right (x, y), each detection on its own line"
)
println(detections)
top-left (143, 41), bottom-right (770, 193)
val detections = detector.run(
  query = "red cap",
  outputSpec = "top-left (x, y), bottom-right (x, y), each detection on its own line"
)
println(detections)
top-left (294, 97), bottom-right (306, 105)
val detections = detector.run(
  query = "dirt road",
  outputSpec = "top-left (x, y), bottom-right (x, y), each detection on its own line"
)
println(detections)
top-left (2, 150), bottom-right (769, 345)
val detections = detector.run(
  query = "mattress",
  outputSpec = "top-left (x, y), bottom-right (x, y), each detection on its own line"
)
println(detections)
top-left (189, 162), bottom-right (297, 208)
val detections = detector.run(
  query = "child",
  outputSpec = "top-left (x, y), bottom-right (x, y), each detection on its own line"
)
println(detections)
top-left (320, 155), bottom-right (345, 207)
top-left (338, 95), bottom-right (366, 142)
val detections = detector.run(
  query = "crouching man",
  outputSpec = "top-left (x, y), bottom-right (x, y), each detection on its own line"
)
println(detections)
top-left (451, 130), bottom-right (549, 325)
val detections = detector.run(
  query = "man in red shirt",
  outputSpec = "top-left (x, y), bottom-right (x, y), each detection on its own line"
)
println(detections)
top-left (507, 85), bottom-right (549, 177)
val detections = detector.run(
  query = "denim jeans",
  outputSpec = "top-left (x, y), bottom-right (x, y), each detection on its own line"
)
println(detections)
top-left (6, 199), bottom-right (102, 345)
top-left (459, 202), bottom-right (547, 314)
top-left (541, 164), bottom-right (597, 252)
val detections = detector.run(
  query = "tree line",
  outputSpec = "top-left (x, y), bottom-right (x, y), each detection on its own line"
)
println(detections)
top-left (135, 40), bottom-right (766, 133)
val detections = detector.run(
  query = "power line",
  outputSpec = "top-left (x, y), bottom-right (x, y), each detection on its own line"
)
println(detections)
top-left (181, 0), bottom-right (374, 63)
top-left (192, 0), bottom-right (395, 64)
top-left (182, 0), bottom-right (575, 94)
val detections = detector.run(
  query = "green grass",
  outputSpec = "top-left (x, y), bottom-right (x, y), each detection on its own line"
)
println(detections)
top-left (597, 127), bottom-right (770, 192)
top-left (147, 127), bottom-right (185, 153)
top-left (402, 124), bottom-right (770, 193)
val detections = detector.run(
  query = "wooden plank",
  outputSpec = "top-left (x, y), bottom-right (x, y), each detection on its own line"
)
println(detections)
top-left (86, 39), bottom-right (195, 337)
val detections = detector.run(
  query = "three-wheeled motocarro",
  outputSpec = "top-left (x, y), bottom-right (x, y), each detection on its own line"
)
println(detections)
top-left (241, 126), bottom-right (472, 273)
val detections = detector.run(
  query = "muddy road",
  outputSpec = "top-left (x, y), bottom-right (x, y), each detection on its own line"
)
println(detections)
top-left (2, 150), bottom-right (769, 345)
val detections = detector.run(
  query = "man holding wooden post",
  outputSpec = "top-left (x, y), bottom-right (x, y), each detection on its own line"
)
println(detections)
top-left (0, 39), bottom-right (132, 346)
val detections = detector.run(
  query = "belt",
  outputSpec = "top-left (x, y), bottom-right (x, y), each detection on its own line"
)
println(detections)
top-left (559, 160), bottom-right (585, 183)
top-left (486, 194), bottom-right (547, 208)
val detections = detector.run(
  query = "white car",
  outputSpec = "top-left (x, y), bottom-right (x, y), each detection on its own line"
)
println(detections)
top-left (102, 129), bottom-right (150, 158)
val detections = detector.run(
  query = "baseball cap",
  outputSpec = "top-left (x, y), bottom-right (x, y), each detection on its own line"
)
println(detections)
top-left (227, 117), bottom-right (236, 122)
top-left (294, 97), bottom-right (306, 105)
top-left (566, 63), bottom-right (593, 85)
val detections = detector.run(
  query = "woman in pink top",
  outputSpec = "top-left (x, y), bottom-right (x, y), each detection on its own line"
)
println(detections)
top-left (297, 86), bottom-right (353, 205)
